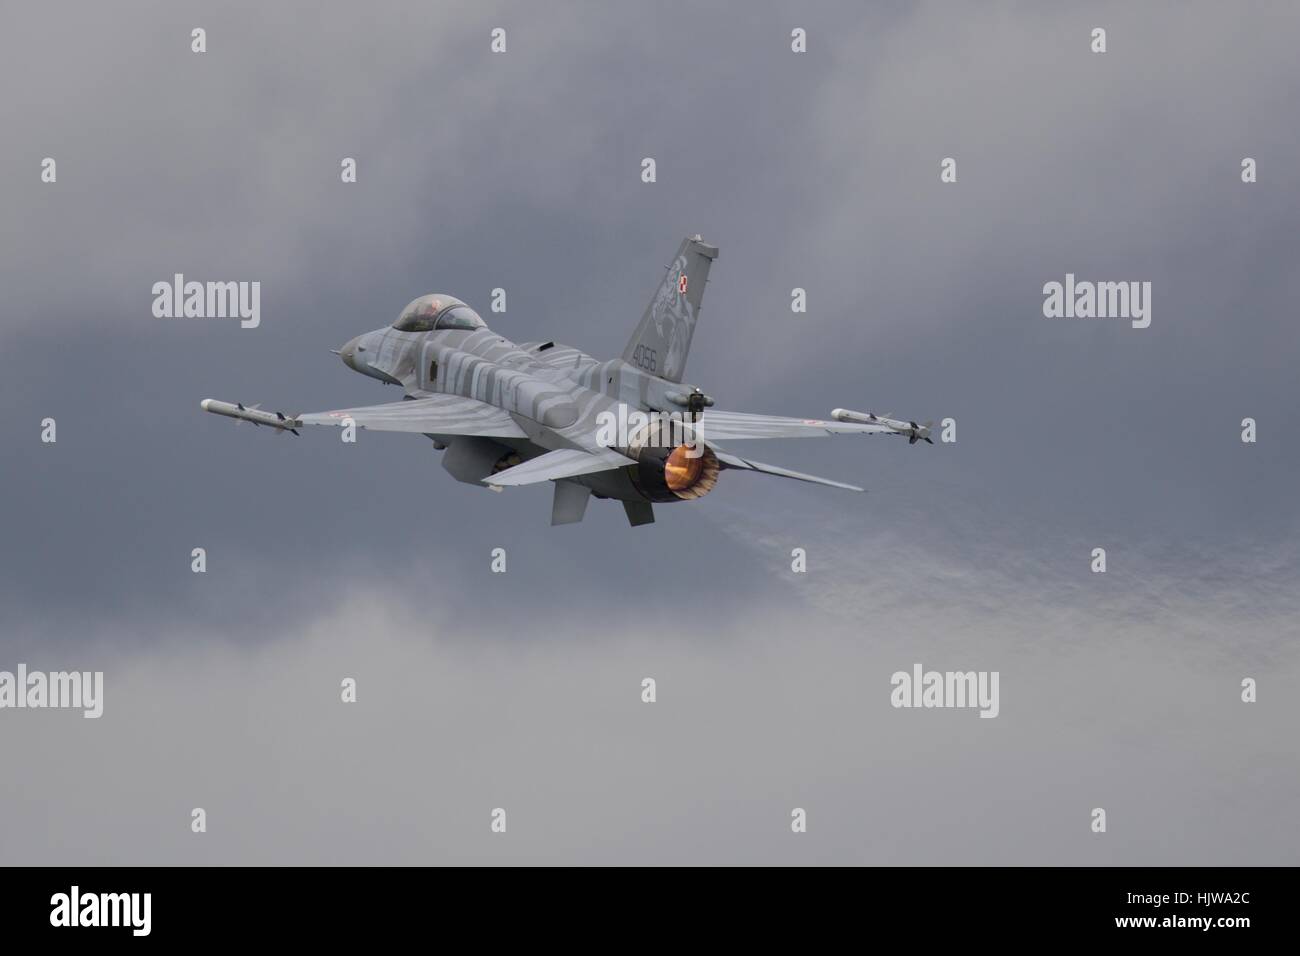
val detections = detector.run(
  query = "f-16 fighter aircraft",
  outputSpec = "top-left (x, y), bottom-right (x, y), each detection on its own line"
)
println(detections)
top-left (202, 236), bottom-right (931, 526)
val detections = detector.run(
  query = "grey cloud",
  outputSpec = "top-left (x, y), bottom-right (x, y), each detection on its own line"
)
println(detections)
top-left (1, 571), bottom-right (1295, 865)
top-left (1, 0), bottom-right (1297, 864)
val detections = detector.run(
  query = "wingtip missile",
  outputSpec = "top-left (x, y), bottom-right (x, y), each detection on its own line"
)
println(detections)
top-left (201, 398), bottom-right (302, 434)
top-left (832, 408), bottom-right (933, 444)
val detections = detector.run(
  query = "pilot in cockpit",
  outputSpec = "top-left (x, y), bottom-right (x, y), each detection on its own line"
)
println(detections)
top-left (392, 295), bottom-right (486, 333)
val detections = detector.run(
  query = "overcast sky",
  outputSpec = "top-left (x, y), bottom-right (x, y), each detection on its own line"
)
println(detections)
top-left (1, 0), bottom-right (1297, 864)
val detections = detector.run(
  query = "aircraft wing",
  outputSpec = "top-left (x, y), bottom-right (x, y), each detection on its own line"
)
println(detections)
top-left (687, 409), bottom-right (897, 441)
top-left (294, 395), bottom-right (528, 437)
top-left (203, 395), bottom-right (528, 438)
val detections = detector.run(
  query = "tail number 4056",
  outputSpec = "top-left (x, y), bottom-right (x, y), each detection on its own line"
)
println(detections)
top-left (631, 345), bottom-right (658, 373)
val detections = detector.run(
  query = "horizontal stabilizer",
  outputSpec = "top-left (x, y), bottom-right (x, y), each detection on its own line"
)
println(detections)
top-left (487, 447), bottom-right (635, 487)
top-left (713, 447), bottom-right (864, 492)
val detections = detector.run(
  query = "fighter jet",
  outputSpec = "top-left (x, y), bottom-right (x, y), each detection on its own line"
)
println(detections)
top-left (201, 236), bottom-right (931, 526)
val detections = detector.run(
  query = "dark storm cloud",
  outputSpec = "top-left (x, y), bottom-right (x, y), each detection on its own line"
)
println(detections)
top-left (1, 0), bottom-right (1297, 863)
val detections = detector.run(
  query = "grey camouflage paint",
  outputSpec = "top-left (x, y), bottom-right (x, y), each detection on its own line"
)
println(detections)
top-left (207, 237), bottom-right (921, 524)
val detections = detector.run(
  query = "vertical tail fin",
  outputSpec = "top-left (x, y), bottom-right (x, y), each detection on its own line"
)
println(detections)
top-left (622, 235), bottom-right (718, 383)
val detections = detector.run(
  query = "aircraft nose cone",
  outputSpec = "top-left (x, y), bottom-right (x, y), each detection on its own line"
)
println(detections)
top-left (339, 336), bottom-right (362, 371)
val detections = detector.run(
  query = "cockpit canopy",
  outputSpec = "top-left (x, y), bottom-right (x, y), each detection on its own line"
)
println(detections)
top-left (392, 294), bottom-right (486, 333)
